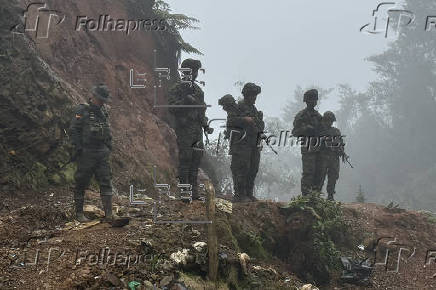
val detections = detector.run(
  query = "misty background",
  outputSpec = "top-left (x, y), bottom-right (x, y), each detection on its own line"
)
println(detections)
top-left (166, 0), bottom-right (436, 211)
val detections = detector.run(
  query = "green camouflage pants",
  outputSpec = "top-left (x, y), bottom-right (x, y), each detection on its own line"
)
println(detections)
top-left (74, 149), bottom-right (112, 200)
top-left (175, 125), bottom-right (204, 197)
top-left (301, 152), bottom-right (321, 196)
top-left (317, 153), bottom-right (340, 195)
top-left (231, 146), bottom-right (260, 197)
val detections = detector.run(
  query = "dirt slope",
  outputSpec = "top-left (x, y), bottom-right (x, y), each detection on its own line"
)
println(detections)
top-left (1, 0), bottom-right (180, 193)
top-left (1, 188), bottom-right (436, 289)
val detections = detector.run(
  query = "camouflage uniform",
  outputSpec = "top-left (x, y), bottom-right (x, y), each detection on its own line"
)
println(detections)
top-left (70, 84), bottom-right (113, 222)
top-left (218, 94), bottom-right (239, 141)
top-left (318, 111), bottom-right (344, 200)
top-left (292, 89), bottom-right (322, 196)
top-left (168, 59), bottom-right (211, 200)
top-left (225, 83), bottom-right (264, 201)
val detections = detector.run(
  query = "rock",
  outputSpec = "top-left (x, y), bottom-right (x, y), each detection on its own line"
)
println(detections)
top-left (160, 274), bottom-right (174, 287)
top-left (83, 205), bottom-right (105, 219)
top-left (301, 284), bottom-right (319, 290)
top-left (170, 249), bottom-right (192, 265)
top-left (191, 229), bottom-right (201, 238)
top-left (219, 252), bottom-right (228, 260)
top-left (141, 240), bottom-right (154, 255)
top-left (160, 259), bottom-right (175, 271)
top-left (238, 253), bottom-right (251, 275)
top-left (143, 280), bottom-right (155, 290)
top-left (104, 272), bottom-right (122, 287)
top-left (192, 241), bottom-right (207, 252)
top-left (216, 198), bottom-right (232, 214)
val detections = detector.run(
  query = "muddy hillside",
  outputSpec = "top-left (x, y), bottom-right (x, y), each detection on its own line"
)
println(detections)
top-left (0, 0), bottom-right (180, 192)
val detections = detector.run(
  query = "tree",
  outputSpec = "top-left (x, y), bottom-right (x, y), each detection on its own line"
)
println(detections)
top-left (355, 185), bottom-right (366, 203)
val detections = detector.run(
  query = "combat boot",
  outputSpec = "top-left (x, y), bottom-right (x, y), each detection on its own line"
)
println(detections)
top-left (74, 199), bottom-right (90, 223)
top-left (233, 192), bottom-right (242, 202)
top-left (101, 195), bottom-right (113, 222)
top-left (327, 193), bottom-right (335, 201)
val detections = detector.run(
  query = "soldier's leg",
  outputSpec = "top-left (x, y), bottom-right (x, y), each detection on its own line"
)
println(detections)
top-left (175, 128), bottom-right (192, 184)
top-left (247, 148), bottom-right (260, 200)
top-left (316, 154), bottom-right (328, 194)
top-left (95, 151), bottom-right (113, 219)
top-left (326, 156), bottom-right (340, 201)
top-left (301, 153), bottom-right (317, 196)
top-left (190, 136), bottom-right (204, 200)
top-left (230, 151), bottom-right (250, 201)
top-left (74, 152), bottom-right (96, 222)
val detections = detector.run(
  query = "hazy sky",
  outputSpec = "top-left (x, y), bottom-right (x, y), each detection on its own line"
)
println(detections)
top-left (166, 0), bottom-right (390, 120)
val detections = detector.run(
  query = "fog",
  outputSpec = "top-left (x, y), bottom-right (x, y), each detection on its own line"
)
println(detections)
top-left (166, 0), bottom-right (388, 117)
top-left (169, 0), bottom-right (436, 211)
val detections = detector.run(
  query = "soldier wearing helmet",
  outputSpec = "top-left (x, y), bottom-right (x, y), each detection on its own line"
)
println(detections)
top-left (224, 82), bottom-right (264, 202)
top-left (168, 59), bottom-right (213, 201)
top-left (218, 94), bottom-right (239, 140)
top-left (70, 83), bottom-right (114, 222)
top-left (291, 89), bottom-right (323, 196)
top-left (317, 111), bottom-right (345, 201)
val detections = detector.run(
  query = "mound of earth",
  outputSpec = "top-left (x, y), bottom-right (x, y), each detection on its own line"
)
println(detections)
top-left (1, 188), bottom-right (436, 289)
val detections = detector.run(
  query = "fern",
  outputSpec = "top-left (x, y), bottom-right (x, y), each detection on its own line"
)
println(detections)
top-left (153, 0), bottom-right (202, 55)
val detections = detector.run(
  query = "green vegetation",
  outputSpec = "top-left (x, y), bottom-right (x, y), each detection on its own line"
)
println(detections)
top-left (281, 191), bottom-right (351, 282)
top-left (153, 0), bottom-right (202, 55)
top-left (355, 184), bottom-right (366, 203)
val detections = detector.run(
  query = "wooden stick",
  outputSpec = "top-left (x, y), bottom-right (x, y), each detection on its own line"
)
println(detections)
top-left (206, 181), bottom-right (218, 282)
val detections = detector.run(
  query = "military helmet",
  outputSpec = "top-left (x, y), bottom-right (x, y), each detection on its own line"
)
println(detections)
top-left (218, 94), bottom-right (236, 106)
top-left (92, 84), bottom-right (111, 102)
top-left (181, 58), bottom-right (202, 71)
top-left (242, 82), bottom-right (261, 96)
top-left (323, 111), bottom-right (336, 122)
top-left (303, 89), bottom-right (318, 102)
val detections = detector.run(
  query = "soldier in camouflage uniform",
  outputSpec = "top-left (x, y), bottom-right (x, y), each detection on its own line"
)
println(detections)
top-left (70, 84), bottom-right (113, 222)
top-left (317, 111), bottom-right (345, 201)
top-left (224, 83), bottom-right (264, 202)
top-left (218, 94), bottom-right (239, 141)
top-left (168, 59), bottom-right (213, 200)
top-left (292, 89), bottom-right (323, 196)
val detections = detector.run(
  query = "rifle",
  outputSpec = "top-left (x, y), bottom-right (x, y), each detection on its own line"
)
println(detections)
top-left (259, 133), bottom-right (278, 155)
top-left (341, 153), bottom-right (354, 168)
top-left (203, 127), bottom-right (210, 145)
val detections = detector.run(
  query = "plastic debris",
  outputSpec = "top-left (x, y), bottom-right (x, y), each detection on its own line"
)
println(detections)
top-left (128, 281), bottom-right (141, 290)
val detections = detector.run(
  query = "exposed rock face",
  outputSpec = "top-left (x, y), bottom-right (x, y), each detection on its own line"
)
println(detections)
top-left (0, 0), bottom-right (180, 191)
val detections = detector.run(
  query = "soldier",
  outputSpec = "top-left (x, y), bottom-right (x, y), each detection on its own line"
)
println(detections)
top-left (291, 89), bottom-right (323, 196)
top-left (318, 111), bottom-right (345, 201)
top-left (225, 83), bottom-right (264, 202)
top-left (168, 59), bottom-right (213, 201)
top-left (218, 94), bottom-right (239, 142)
top-left (70, 84), bottom-right (114, 222)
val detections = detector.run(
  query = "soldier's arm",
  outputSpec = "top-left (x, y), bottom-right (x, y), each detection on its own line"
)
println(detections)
top-left (333, 128), bottom-right (346, 155)
top-left (106, 113), bottom-right (113, 151)
top-left (291, 113), bottom-right (307, 136)
top-left (167, 84), bottom-right (186, 106)
top-left (256, 110), bottom-right (265, 132)
top-left (70, 105), bottom-right (87, 151)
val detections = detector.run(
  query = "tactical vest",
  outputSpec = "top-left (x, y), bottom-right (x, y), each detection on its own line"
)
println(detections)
top-left (82, 105), bottom-right (111, 149)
